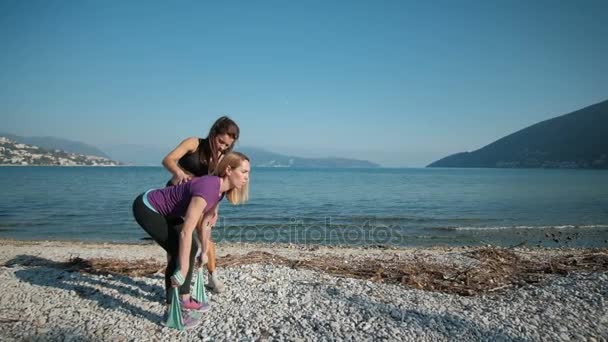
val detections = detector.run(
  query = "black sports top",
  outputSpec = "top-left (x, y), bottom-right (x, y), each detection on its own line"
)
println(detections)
top-left (177, 138), bottom-right (211, 177)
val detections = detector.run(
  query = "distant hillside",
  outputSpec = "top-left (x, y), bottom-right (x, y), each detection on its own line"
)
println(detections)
top-left (428, 99), bottom-right (608, 169)
top-left (96, 144), bottom-right (380, 168)
top-left (239, 147), bottom-right (380, 168)
top-left (0, 133), bottom-right (111, 159)
top-left (0, 137), bottom-right (121, 166)
top-left (99, 143), bottom-right (168, 166)
top-left (0, 133), bottom-right (380, 167)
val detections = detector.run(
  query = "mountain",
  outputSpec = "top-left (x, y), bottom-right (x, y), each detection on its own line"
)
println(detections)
top-left (427, 99), bottom-right (608, 169)
top-left (102, 145), bottom-right (380, 167)
top-left (99, 143), bottom-right (168, 166)
top-left (0, 133), bottom-right (380, 167)
top-left (0, 137), bottom-right (121, 166)
top-left (239, 147), bottom-right (380, 168)
top-left (0, 133), bottom-right (111, 159)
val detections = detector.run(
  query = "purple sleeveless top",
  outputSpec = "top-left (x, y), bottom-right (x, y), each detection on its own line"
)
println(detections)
top-left (147, 176), bottom-right (222, 217)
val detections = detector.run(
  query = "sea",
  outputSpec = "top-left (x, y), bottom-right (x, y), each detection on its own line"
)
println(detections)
top-left (1, 166), bottom-right (607, 248)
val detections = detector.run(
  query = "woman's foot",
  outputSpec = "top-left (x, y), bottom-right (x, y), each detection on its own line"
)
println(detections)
top-left (181, 297), bottom-right (211, 312)
top-left (161, 309), bottom-right (201, 330)
top-left (206, 273), bottom-right (225, 293)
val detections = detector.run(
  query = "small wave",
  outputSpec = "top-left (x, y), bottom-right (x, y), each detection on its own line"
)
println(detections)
top-left (48, 213), bottom-right (86, 218)
top-left (0, 222), bottom-right (51, 228)
top-left (433, 224), bottom-right (608, 231)
top-left (222, 216), bottom-right (306, 223)
top-left (320, 215), bottom-right (489, 224)
top-left (218, 223), bottom-right (356, 231)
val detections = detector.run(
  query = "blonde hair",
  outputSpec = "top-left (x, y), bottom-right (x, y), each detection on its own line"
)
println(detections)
top-left (213, 151), bottom-right (249, 205)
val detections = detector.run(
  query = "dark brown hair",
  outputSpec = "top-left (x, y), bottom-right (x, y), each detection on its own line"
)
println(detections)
top-left (208, 116), bottom-right (240, 147)
top-left (200, 116), bottom-right (240, 172)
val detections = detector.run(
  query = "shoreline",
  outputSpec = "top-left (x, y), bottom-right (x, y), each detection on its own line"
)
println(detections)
top-left (1, 239), bottom-right (606, 341)
top-left (1, 236), bottom-right (607, 251)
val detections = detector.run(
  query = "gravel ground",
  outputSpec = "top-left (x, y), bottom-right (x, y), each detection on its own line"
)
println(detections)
top-left (0, 239), bottom-right (606, 341)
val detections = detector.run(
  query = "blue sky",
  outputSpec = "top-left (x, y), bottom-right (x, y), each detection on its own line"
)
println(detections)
top-left (1, 0), bottom-right (607, 167)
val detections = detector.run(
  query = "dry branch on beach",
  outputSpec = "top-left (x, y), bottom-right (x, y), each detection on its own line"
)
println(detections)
top-left (55, 247), bottom-right (608, 296)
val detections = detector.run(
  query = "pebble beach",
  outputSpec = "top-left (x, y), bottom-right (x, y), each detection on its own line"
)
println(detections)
top-left (0, 239), bottom-right (606, 341)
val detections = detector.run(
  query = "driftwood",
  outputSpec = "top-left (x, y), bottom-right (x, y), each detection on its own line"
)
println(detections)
top-left (64, 247), bottom-right (608, 296)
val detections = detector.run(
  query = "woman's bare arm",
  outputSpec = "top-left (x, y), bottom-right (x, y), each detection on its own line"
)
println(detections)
top-left (162, 137), bottom-right (199, 185)
top-left (175, 196), bottom-right (207, 281)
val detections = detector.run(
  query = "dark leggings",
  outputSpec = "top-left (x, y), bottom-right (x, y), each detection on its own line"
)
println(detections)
top-left (132, 194), bottom-right (197, 303)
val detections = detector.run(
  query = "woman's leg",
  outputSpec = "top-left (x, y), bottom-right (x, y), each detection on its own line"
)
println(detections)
top-left (133, 194), bottom-right (177, 302)
top-left (206, 240), bottom-right (216, 273)
top-left (163, 179), bottom-right (184, 292)
top-left (205, 238), bottom-right (225, 292)
top-left (133, 194), bottom-right (196, 302)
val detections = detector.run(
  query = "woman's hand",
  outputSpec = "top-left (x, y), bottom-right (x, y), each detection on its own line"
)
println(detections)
top-left (197, 221), bottom-right (211, 267)
top-left (208, 212), bottom-right (218, 228)
top-left (162, 137), bottom-right (199, 184)
top-left (197, 251), bottom-right (209, 267)
top-left (170, 269), bottom-right (188, 287)
top-left (171, 170), bottom-right (192, 185)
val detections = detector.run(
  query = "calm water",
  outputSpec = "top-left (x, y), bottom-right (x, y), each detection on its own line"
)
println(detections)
top-left (1, 167), bottom-right (607, 247)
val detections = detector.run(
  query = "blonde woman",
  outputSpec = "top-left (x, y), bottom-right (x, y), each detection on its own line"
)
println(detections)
top-left (133, 152), bottom-right (250, 328)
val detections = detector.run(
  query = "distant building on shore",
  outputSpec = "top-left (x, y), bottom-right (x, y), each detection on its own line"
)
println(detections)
top-left (0, 136), bottom-right (121, 166)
